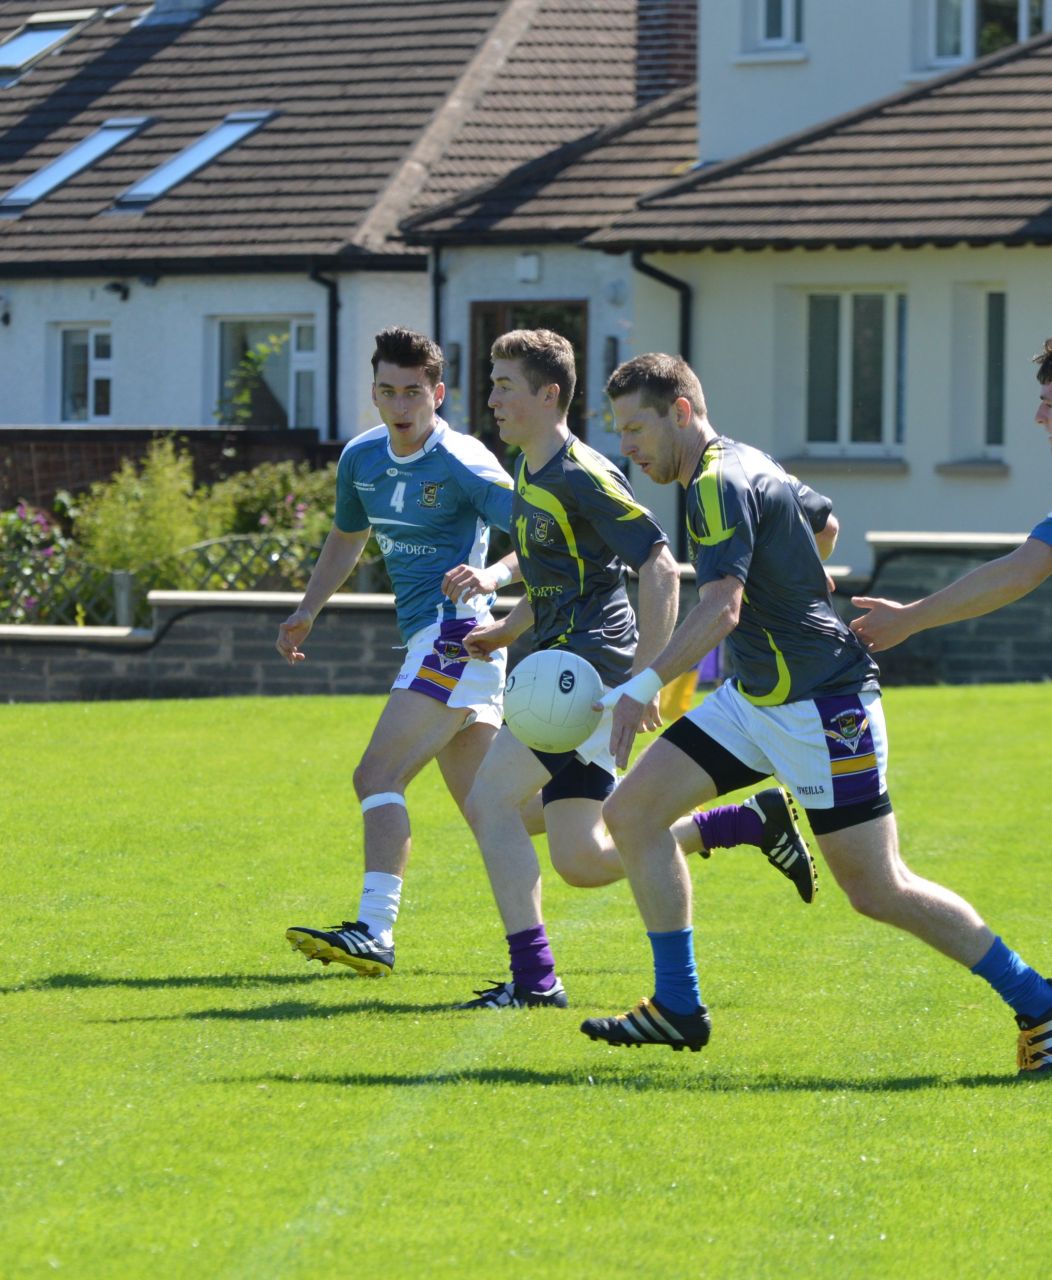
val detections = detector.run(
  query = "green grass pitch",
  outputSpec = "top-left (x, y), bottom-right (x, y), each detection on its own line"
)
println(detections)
top-left (2, 685), bottom-right (1050, 1278)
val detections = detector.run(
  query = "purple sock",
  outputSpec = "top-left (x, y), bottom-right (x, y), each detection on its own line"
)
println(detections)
top-left (507, 924), bottom-right (557, 993)
top-left (693, 804), bottom-right (763, 853)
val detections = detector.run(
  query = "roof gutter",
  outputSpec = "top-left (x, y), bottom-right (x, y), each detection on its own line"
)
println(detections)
top-left (631, 250), bottom-right (692, 360)
top-left (310, 265), bottom-right (340, 442)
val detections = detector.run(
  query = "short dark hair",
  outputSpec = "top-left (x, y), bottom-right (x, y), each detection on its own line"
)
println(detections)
top-left (490, 328), bottom-right (577, 412)
top-left (371, 327), bottom-right (443, 387)
top-left (605, 353), bottom-right (706, 417)
top-left (1034, 338), bottom-right (1052, 384)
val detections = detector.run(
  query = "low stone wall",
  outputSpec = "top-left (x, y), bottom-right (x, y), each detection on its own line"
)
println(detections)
top-left (1, 545), bottom-right (1049, 704)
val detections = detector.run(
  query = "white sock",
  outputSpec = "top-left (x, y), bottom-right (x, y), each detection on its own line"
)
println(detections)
top-left (357, 872), bottom-right (402, 947)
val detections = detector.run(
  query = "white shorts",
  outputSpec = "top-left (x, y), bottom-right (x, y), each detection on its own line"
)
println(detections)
top-left (679, 679), bottom-right (888, 811)
top-left (391, 617), bottom-right (505, 730)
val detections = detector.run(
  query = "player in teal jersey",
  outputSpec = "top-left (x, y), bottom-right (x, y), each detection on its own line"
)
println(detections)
top-left (278, 328), bottom-right (530, 977)
top-left (579, 352), bottom-right (1051, 1072)
top-left (454, 331), bottom-right (814, 1012)
top-left (850, 338), bottom-right (1052, 1073)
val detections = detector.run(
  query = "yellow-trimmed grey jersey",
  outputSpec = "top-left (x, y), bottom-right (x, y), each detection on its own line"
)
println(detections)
top-left (687, 436), bottom-right (879, 705)
top-left (513, 435), bottom-right (668, 686)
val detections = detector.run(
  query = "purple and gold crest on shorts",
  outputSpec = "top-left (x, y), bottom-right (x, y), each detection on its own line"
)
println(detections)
top-left (818, 695), bottom-right (880, 806)
top-left (409, 618), bottom-right (476, 703)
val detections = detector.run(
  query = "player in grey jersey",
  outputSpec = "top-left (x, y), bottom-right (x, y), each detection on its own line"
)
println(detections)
top-left (579, 352), bottom-right (1052, 1073)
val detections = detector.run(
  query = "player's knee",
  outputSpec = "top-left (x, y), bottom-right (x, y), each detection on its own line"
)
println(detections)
top-left (839, 876), bottom-right (899, 923)
top-left (603, 785), bottom-right (644, 844)
top-left (353, 754), bottom-right (400, 800)
top-left (550, 847), bottom-right (599, 888)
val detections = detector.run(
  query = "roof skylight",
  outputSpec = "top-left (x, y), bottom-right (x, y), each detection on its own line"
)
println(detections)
top-left (0, 10), bottom-right (98, 77)
top-left (114, 110), bottom-right (275, 207)
top-left (0, 116), bottom-right (149, 211)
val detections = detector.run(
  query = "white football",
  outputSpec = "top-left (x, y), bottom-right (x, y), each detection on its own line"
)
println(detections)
top-left (503, 649), bottom-right (604, 754)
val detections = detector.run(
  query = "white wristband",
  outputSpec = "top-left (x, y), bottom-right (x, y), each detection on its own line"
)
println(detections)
top-left (490, 561), bottom-right (513, 588)
top-left (601, 667), bottom-right (663, 708)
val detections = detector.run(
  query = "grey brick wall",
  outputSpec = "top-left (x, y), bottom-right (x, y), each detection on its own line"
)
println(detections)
top-left (1, 549), bottom-right (1049, 704)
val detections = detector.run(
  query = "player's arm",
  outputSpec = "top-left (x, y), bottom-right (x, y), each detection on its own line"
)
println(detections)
top-left (464, 594), bottom-right (534, 662)
top-left (851, 537), bottom-right (1052, 653)
top-left (814, 512), bottom-right (839, 562)
top-left (603, 574), bottom-right (743, 770)
top-left (442, 549), bottom-right (522, 603)
top-left (629, 542), bottom-right (680, 733)
top-left (276, 524), bottom-right (370, 664)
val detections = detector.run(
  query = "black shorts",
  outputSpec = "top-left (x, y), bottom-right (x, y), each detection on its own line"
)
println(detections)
top-left (533, 748), bottom-right (617, 806)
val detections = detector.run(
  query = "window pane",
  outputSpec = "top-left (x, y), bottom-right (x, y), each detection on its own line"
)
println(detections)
top-left (806, 295), bottom-right (839, 443)
top-left (93, 331), bottom-right (111, 361)
top-left (2, 120), bottom-right (144, 209)
top-left (294, 370), bottom-right (316, 428)
top-left (217, 320), bottom-right (290, 428)
top-left (978, 0), bottom-right (1018, 52)
top-left (1028, 0), bottom-right (1043, 38)
top-left (794, 0), bottom-right (804, 41)
top-left (850, 295), bottom-right (885, 444)
top-left (119, 113), bottom-right (270, 205)
top-left (985, 292), bottom-right (1006, 446)
top-left (0, 24), bottom-right (73, 70)
top-left (895, 294), bottom-right (907, 445)
top-left (765, 0), bottom-right (784, 39)
top-left (93, 378), bottom-right (111, 418)
top-left (61, 330), bottom-right (89, 422)
top-left (295, 323), bottom-right (315, 353)
top-left (936, 0), bottom-right (964, 56)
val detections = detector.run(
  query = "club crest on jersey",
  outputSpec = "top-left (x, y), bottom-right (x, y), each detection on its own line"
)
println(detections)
top-left (531, 513), bottom-right (553, 543)
top-left (419, 481), bottom-right (443, 509)
top-left (824, 709), bottom-right (869, 753)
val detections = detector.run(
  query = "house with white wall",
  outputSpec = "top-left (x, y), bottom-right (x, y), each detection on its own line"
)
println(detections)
top-left (407, 1), bottom-right (1052, 571)
top-left (0, 0), bottom-right (673, 439)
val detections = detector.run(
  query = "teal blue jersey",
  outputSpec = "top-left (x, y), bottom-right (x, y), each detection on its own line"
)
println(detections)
top-left (334, 419), bottom-right (513, 644)
top-left (686, 436), bottom-right (878, 705)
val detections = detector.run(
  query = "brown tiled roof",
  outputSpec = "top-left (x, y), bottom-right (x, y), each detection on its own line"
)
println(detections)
top-left (0, 0), bottom-right (653, 273)
top-left (403, 84), bottom-right (697, 243)
top-left (410, 0), bottom-right (641, 213)
top-left (588, 32), bottom-right (1052, 253)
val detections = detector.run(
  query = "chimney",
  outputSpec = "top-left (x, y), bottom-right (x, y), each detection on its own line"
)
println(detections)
top-left (142, 0), bottom-right (218, 25)
top-left (636, 0), bottom-right (698, 105)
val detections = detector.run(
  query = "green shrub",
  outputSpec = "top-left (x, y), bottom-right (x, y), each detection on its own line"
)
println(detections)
top-left (74, 437), bottom-right (202, 586)
top-left (202, 459), bottom-right (337, 543)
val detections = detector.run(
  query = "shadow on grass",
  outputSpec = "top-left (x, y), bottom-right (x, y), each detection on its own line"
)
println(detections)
top-left (231, 1067), bottom-right (1026, 1093)
top-left (96, 997), bottom-right (452, 1023)
top-left (0, 971), bottom-right (354, 996)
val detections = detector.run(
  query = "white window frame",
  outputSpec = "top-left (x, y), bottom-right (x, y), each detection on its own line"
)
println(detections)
top-left (214, 315), bottom-right (319, 430)
top-left (804, 289), bottom-right (907, 456)
top-left (929, 0), bottom-right (1048, 64)
top-left (58, 324), bottom-right (113, 424)
top-left (759, 0), bottom-right (804, 47)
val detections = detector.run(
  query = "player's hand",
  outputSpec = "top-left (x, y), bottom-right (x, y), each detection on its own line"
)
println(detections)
top-left (849, 596), bottom-right (911, 652)
top-left (276, 609), bottom-right (313, 664)
top-left (639, 692), bottom-right (663, 733)
top-left (464, 622), bottom-right (510, 662)
top-left (442, 563), bottom-right (496, 603)
top-left (600, 692), bottom-right (647, 771)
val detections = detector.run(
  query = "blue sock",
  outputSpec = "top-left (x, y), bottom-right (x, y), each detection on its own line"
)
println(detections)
top-left (971, 936), bottom-right (1052, 1018)
top-left (647, 927), bottom-right (703, 1015)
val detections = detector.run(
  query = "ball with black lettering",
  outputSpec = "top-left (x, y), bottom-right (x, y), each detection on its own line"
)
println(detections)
top-left (502, 650), bottom-right (603, 754)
